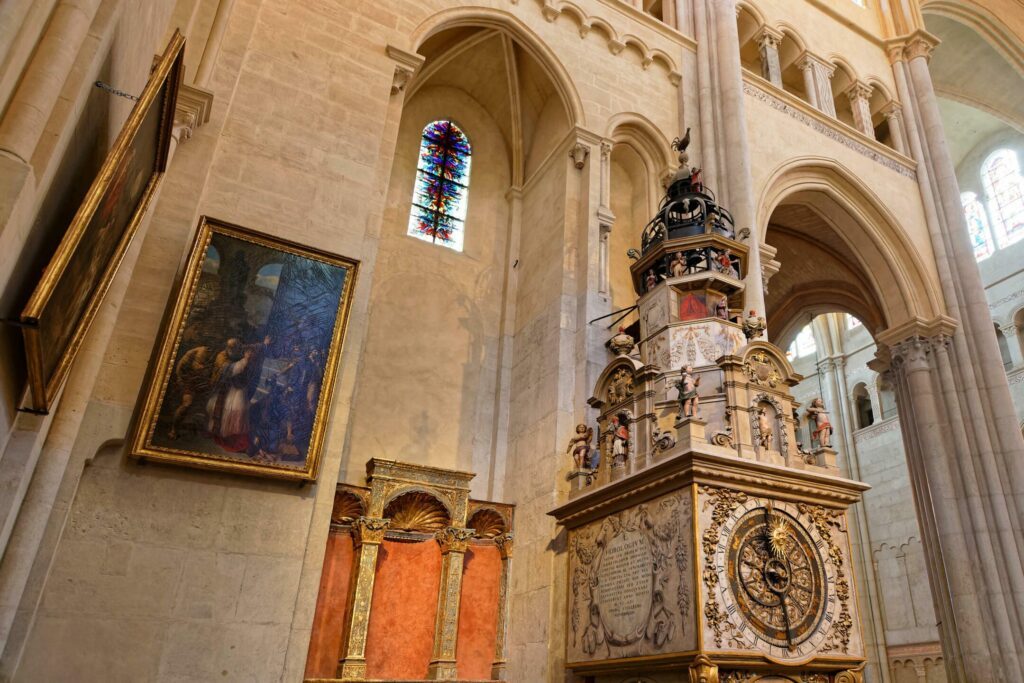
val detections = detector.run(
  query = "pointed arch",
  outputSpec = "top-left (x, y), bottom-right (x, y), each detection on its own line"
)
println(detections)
top-left (409, 7), bottom-right (585, 128)
top-left (758, 158), bottom-right (944, 339)
top-left (921, 0), bottom-right (1024, 79)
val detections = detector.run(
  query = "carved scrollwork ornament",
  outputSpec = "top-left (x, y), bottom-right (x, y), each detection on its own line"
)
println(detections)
top-left (797, 502), bottom-right (853, 653)
top-left (688, 654), bottom-right (719, 683)
top-left (435, 526), bottom-right (475, 554)
top-left (699, 486), bottom-right (748, 648)
top-left (352, 516), bottom-right (390, 546)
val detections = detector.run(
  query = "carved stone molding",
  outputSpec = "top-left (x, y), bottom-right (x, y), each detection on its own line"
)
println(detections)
top-left (493, 531), bottom-right (514, 559)
top-left (742, 80), bottom-right (916, 179)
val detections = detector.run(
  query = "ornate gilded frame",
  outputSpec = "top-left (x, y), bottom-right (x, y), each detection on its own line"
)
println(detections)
top-left (128, 216), bottom-right (359, 481)
top-left (19, 32), bottom-right (185, 413)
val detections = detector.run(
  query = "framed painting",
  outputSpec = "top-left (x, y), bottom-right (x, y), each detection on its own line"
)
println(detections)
top-left (19, 31), bottom-right (185, 413)
top-left (129, 216), bottom-right (359, 481)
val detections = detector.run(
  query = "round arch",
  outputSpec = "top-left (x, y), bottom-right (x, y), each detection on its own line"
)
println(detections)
top-left (758, 158), bottom-right (944, 339)
top-left (410, 7), bottom-right (586, 128)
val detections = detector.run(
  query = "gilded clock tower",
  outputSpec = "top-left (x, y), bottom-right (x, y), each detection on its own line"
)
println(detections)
top-left (551, 141), bottom-right (867, 683)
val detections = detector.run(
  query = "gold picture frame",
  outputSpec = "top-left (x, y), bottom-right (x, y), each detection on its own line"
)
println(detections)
top-left (129, 216), bottom-right (359, 482)
top-left (19, 31), bottom-right (185, 413)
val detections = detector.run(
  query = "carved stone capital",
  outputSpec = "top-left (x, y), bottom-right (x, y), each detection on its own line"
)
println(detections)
top-left (889, 335), bottom-right (934, 374)
top-left (1001, 323), bottom-right (1019, 337)
top-left (755, 26), bottom-right (784, 50)
top-left (352, 516), bottom-right (390, 546)
top-left (845, 80), bottom-right (873, 104)
top-left (435, 526), bottom-right (475, 554)
top-left (569, 141), bottom-right (590, 169)
top-left (600, 139), bottom-right (613, 159)
top-left (493, 531), bottom-right (514, 558)
top-left (173, 83), bottom-right (214, 143)
top-left (905, 34), bottom-right (939, 62)
top-left (881, 101), bottom-right (903, 119)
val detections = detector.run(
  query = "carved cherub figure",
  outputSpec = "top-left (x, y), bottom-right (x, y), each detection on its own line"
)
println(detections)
top-left (757, 407), bottom-right (774, 449)
top-left (742, 309), bottom-right (767, 339)
top-left (567, 423), bottom-right (594, 469)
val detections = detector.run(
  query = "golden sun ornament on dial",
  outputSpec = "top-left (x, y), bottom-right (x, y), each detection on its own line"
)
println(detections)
top-left (713, 497), bottom-right (839, 660)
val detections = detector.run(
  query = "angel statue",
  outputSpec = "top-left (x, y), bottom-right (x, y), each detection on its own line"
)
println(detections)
top-left (566, 423), bottom-right (594, 469)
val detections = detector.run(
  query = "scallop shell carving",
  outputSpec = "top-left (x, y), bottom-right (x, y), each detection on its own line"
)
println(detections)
top-left (331, 490), bottom-right (365, 525)
top-left (384, 491), bottom-right (450, 532)
top-left (468, 508), bottom-right (506, 538)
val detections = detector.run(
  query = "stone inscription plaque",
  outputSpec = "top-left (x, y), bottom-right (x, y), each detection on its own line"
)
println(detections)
top-left (567, 489), bottom-right (696, 663)
top-left (596, 530), bottom-right (654, 642)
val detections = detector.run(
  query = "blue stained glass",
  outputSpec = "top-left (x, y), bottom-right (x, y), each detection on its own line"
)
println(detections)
top-left (408, 120), bottom-right (471, 250)
top-left (962, 192), bottom-right (994, 261)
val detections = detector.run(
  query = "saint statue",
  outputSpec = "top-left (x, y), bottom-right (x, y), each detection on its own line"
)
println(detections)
top-left (675, 366), bottom-right (700, 418)
top-left (608, 415), bottom-right (630, 466)
top-left (806, 397), bottom-right (833, 448)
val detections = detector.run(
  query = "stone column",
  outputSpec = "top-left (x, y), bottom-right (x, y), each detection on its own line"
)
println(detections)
top-left (755, 26), bottom-right (784, 88)
top-left (337, 517), bottom-right (390, 680)
top-left (882, 102), bottom-right (908, 155)
top-left (194, 0), bottom-right (236, 88)
top-left (711, 0), bottom-right (766, 334)
top-left (428, 527), bottom-right (475, 680)
top-left (491, 532), bottom-right (513, 680)
top-left (0, 0), bottom-right (102, 164)
top-left (797, 53), bottom-right (836, 117)
top-left (846, 80), bottom-right (875, 139)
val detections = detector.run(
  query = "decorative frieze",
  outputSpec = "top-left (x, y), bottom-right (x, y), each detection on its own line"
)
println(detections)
top-left (742, 81), bottom-right (916, 179)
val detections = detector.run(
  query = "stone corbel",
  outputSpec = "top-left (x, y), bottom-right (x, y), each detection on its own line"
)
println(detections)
top-left (760, 243), bottom-right (780, 294)
top-left (385, 44), bottom-right (426, 96)
top-left (569, 142), bottom-right (590, 170)
top-left (173, 83), bottom-right (214, 143)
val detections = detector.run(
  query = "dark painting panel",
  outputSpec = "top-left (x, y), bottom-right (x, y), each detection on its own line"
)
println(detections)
top-left (138, 222), bottom-right (356, 479)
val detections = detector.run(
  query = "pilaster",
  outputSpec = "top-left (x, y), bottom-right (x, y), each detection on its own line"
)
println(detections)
top-left (754, 26), bottom-right (784, 88)
top-left (427, 527), bottom-right (475, 680)
top-left (845, 80), bottom-right (875, 139)
top-left (797, 52), bottom-right (836, 117)
top-left (336, 517), bottom-right (390, 680)
top-left (491, 532), bottom-right (514, 680)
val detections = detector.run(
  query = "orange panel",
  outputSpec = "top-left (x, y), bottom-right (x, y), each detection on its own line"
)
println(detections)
top-left (304, 531), bottom-right (355, 679)
top-left (456, 544), bottom-right (502, 680)
top-left (365, 539), bottom-right (442, 679)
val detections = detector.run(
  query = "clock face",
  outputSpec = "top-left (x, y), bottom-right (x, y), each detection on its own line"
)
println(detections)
top-left (711, 497), bottom-right (840, 660)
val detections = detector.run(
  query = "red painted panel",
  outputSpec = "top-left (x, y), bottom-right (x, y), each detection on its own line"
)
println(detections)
top-left (304, 532), bottom-right (355, 679)
top-left (456, 544), bottom-right (502, 680)
top-left (365, 539), bottom-right (442, 679)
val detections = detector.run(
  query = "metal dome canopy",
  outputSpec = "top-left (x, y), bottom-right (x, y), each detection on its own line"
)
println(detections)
top-left (640, 168), bottom-right (736, 254)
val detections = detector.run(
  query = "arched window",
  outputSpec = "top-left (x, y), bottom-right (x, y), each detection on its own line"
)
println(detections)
top-left (852, 382), bottom-right (874, 430)
top-left (786, 324), bottom-right (817, 359)
top-left (961, 191), bottom-right (995, 260)
top-left (408, 120), bottom-right (472, 251)
top-left (995, 323), bottom-right (1013, 369)
top-left (846, 314), bottom-right (862, 330)
top-left (981, 149), bottom-right (1024, 249)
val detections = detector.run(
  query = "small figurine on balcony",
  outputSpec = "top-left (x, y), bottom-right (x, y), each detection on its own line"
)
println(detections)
top-left (669, 251), bottom-right (686, 277)
top-left (675, 366), bottom-right (700, 418)
top-left (806, 397), bottom-right (833, 449)
top-left (714, 294), bottom-right (729, 321)
top-left (645, 269), bottom-right (658, 292)
top-left (567, 423), bottom-right (595, 469)
top-left (606, 327), bottom-right (635, 356)
top-left (756, 407), bottom-right (774, 449)
top-left (742, 310), bottom-right (767, 339)
top-left (713, 248), bottom-right (739, 279)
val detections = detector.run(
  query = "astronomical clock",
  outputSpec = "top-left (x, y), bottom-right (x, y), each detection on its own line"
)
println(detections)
top-left (551, 141), bottom-right (866, 683)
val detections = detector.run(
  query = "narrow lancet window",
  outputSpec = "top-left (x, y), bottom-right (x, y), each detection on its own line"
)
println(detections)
top-left (407, 120), bottom-right (472, 251)
top-left (961, 191), bottom-right (995, 260)
top-left (982, 149), bottom-right (1024, 249)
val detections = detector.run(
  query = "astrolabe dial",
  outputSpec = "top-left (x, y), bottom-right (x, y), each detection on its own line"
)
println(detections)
top-left (712, 497), bottom-right (837, 660)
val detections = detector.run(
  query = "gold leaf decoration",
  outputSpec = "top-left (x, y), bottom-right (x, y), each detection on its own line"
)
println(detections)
top-left (331, 490), bottom-right (365, 525)
top-left (468, 508), bottom-right (507, 538)
top-left (384, 491), bottom-right (450, 532)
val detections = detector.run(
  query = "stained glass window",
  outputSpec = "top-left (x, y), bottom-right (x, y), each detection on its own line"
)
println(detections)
top-left (982, 149), bottom-right (1024, 249)
top-left (407, 120), bottom-right (472, 250)
top-left (786, 324), bottom-right (817, 360)
top-left (961, 191), bottom-right (995, 260)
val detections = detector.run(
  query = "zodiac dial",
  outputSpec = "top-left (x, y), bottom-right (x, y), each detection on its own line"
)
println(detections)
top-left (713, 498), bottom-right (838, 660)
